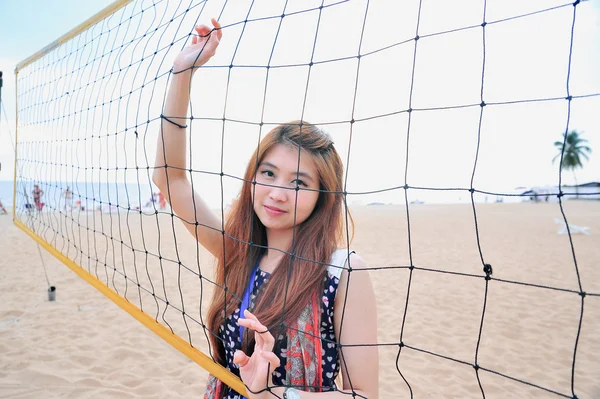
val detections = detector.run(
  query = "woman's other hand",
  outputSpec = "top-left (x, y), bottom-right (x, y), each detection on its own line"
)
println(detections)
top-left (233, 310), bottom-right (281, 399)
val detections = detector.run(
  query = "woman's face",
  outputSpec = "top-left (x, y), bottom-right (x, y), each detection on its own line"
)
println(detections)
top-left (253, 144), bottom-right (320, 232)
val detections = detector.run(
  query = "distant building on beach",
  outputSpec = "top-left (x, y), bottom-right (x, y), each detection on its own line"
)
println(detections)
top-left (520, 182), bottom-right (600, 202)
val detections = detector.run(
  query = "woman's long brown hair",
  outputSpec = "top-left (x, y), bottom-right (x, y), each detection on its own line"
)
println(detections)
top-left (206, 121), bottom-right (351, 365)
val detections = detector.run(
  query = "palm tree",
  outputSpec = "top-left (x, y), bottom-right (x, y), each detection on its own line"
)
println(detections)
top-left (553, 130), bottom-right (592, 197)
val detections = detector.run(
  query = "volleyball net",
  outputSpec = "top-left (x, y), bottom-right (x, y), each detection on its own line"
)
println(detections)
top-left (12, 0), bottom-right (600, 397)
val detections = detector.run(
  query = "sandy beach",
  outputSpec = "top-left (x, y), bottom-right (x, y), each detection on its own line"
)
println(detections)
top-left (1, 201), bottom-right (599, 398)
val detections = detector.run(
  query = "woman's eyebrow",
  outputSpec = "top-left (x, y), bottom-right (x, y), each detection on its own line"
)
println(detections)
top-left (260, 161), bottom-right (315, 183)
top-left (260, 161), bottom-right (279, 171)
top-left (294, 171), bottom-right (315, 183)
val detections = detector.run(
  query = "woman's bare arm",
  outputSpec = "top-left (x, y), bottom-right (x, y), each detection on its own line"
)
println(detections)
top-left (263, 255), bottom-right (379, 399)
top-left (334, 254), bottom-right (379, 398)
top-left (152, 19), bottom-right (224, 258)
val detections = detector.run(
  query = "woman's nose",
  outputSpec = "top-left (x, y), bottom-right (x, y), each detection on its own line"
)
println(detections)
top-left (268, 183), bottom-right (288, 202)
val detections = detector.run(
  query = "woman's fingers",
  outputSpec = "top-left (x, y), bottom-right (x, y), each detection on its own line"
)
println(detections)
top-left (192, 26), bottom-right (219, 56)
top-left (211, 18), bottom-right (223, 40)
top-left (194, 24), bottom-right (211, 38)
top-left (234, 348), bottom-right (280, 370)
top-left (242, 310), bottom-right (268, 336)
top-left (233, 349), bottom-right (250, 368)
top-left (174, 19), bottom-right (221, 72)
top-left (261, 350), bottom-right (281, 369)
top-left (194, 20), bottom-right (221, 41)
top-left (235, 347), bottom-right (280, 371)
top-left (242, 310), bottom-right (276, 352)
top-left (238, 316), bottom-right (265, 344)
top-left (188, 19), bottom-right (221, 60)
top-left (244, 309), bottom-right (264, 325)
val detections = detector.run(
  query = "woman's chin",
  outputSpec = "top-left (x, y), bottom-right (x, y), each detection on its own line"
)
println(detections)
top-left (257, 214), bottom-right (294, 231)
top-left (259, 218), bottom-right (288, 231)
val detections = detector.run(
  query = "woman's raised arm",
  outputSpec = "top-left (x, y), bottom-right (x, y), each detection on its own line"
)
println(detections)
top-left (152, 18), bottom-right (224, 258)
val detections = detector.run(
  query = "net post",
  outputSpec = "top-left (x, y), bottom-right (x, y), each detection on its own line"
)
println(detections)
top-left (12, 70), bottom-right (18, 220)
top-left (0, 70), bottom-right (4, 216)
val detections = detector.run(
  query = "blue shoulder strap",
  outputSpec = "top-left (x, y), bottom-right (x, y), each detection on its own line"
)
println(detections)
top-left (239, 255), bottom-right (262, 340)
top-left (237, 255), bottom-right (262, 398)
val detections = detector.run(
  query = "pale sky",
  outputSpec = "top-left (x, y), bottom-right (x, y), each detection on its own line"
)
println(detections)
top-left (1, 0), bottom-right (599, 207)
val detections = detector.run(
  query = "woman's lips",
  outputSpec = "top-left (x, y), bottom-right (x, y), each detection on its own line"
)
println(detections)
top-left (264, 205), bottom-right (286, 216)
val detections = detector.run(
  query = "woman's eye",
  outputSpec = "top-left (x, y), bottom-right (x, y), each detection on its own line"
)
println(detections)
top-left (261, 170), bottom-right (274, 178)
top-left (293, 179), bottom-right (307, 187)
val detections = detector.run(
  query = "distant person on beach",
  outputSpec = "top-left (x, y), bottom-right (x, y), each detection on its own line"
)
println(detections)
top-left (63, 186), bottom-right (73, 211)
top-left (157, 192), bottom-right (166, 209)
top-left (153, 19), bottom-right (378, 399)
top-left (144, 193), bottom-right (158, 208)
top-left (144, 192), bottom-right (166, 209)
top-left (0, 198), bottom-right (7, 215)
top-left (32, 184), bottom-right (44, 211)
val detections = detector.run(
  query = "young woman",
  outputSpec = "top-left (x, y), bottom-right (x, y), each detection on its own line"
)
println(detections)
top-left (153, 19), bottom-right (378, 399)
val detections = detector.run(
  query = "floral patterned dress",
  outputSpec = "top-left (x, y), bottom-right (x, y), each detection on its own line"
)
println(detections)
top-left (218, 261), bottom-right (344, 398)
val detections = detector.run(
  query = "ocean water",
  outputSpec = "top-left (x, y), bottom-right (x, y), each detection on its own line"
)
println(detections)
top-left (1, 178), bottom-right (528, 212)
top-left (0, 180), bottom-right (153, 210)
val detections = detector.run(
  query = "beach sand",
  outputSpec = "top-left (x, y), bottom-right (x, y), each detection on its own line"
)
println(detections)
top-left (1, 201), bottom-right (599, 398)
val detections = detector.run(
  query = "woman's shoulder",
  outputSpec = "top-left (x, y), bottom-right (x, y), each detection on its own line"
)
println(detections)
top-left (327, 249), bottom-right (365, 280)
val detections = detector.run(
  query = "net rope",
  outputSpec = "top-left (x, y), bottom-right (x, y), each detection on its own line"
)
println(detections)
top-left (12, 0), bottom-right (600, 397)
